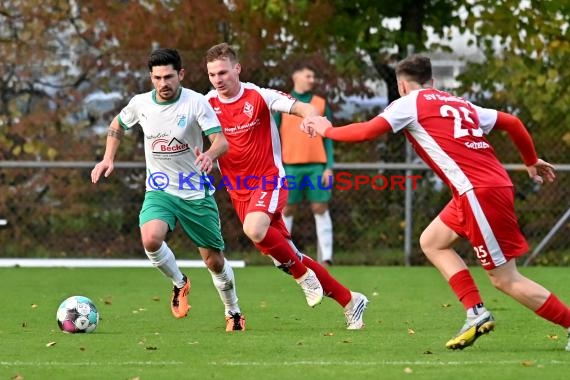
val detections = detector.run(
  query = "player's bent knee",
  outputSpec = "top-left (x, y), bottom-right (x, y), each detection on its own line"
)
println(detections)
top-left (141, 237), bottom-right (163, 252)
top-left (243, 225), bottom-right (266, 243)
top-left (418, 233), bottom-right (432, 255)
top-left (311, 203), bottom-right (328, 214)
top-left (487, 272), bottom-right (511, 292)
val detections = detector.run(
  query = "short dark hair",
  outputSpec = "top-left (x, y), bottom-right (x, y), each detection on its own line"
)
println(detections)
top-left (205, 43), bottom-right (239, 64)
top-left (148, 48), bottom-right (182, 72)
top-left (395, 54), bottom-right (432, 84)
top-left (291, 61), bottom-right (316, 75)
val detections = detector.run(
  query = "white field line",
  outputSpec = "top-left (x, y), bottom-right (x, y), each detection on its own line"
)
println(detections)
top-left (0, 361), bottom-right (184, 366)
top-left (1, 359), bottom-right (567, 367)
top-left (209, 360), bottom-right (568, 366)
top-left (0, 258), bottom-right (245, 268)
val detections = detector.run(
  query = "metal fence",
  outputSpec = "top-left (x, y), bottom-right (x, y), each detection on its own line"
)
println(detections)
top-left (1, 159), bottom-right (568, 266)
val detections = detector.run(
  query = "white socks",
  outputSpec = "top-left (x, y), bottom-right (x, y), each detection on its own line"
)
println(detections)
top-left (144, 241), bottom-right (185, 287)
top-left (315, 210), bottom-right (333, 263)
top-left (283, 211), bottom-right (333, 263)
top-left (467, 303), bottom-right (487, 319)
top-left (208, 258), bottom-right (240, 316)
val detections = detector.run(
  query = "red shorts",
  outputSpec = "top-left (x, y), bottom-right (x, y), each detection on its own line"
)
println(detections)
top-left (439, 186), bottom-right (528, 270)
top-left (230, 187), bottom-right (291, 239)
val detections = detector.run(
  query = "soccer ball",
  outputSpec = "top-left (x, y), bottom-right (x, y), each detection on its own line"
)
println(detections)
top-left (56, 295), bottom-right (99, 333)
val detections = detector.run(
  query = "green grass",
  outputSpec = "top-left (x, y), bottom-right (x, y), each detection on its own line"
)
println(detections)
top-left (1, 266), bottom-right (569, 379)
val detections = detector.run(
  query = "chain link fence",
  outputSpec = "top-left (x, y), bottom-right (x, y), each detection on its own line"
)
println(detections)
top-left (1, 51), bottom-right (569, 266)
top-left (1, 159), bottom-right (568, 266)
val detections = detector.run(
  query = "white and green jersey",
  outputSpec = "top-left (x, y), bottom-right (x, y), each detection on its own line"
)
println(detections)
top-left (118, 88), bottom-right (221, 200)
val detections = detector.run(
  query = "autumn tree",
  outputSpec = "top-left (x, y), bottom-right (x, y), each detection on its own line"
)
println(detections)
top-left (0, 1), bottom-right (233, 254)
top-left (1, 1), bottom-right (567, 258)
top-left (458, 0), bottom-right (570, 163)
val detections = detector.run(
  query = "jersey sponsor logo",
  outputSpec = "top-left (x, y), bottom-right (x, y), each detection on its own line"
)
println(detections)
top-left (464, 141), bottom-right (490, 150)
top-left (243, 101), bottom-right (254, 118)
top-left (151, 137), bottom-right (190, 154)
top-left (223, 119), bottom-right (260, 135)
top-left (146, 131), bottom-right (169, 140)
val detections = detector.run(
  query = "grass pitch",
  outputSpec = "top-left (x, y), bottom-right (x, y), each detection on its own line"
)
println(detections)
top-left (1, 266), bottom-right (568, 379)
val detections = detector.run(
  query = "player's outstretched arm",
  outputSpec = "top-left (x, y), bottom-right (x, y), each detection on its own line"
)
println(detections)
top-left (290, 100), bottom-right (320, 118)
top-left (91, 116), bottom-right (123, 183)
top-left (303, 116), bottom-right (392, 142)
top-left (492, 112), bottom-right (555, 184)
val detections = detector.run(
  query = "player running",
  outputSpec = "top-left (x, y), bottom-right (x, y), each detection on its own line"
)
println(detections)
top-left (203, 43), bottom-right (368, 330)
top-left (92, 48), bottom-right (245, 331)
top-left (303, 54), bottom-right (570, 350)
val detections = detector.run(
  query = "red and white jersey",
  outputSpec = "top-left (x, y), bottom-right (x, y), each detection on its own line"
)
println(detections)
top-left (205, 82), bottom-right (296, 200)
top-left (381, 89), bottom-right (512, 196)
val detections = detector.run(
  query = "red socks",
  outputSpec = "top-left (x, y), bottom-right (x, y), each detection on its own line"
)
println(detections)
top-left (449, 270), bottom-right (570, 329)
top-left (301, 254), bottom-right (352, 307)
top-left (254, 226), bottom-right (307, 278)
top-left (448, 269), bottom-right (483, 310)
top-left (535, 294), bottom-right (570, 328)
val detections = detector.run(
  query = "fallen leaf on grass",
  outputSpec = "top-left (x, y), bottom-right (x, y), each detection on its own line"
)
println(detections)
top-left (46, 342), bottom-right (56, 347)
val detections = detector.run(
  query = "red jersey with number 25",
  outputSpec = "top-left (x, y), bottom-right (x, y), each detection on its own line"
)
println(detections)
top-left (381, 89), bottom-right (512, 196)
top-left (205, 82), bottom-right (296, 201)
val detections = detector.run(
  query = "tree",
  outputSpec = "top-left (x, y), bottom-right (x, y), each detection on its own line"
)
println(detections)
top-left (0, 1), bottom-right (233, 255)
top-left (222, 1), bottom-right (464, 94)
top-left (457, 0), bottom-right (570, 163)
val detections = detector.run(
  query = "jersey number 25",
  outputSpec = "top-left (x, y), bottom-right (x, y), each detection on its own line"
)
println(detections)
top-left (440, 105), bottom-right (483, 139)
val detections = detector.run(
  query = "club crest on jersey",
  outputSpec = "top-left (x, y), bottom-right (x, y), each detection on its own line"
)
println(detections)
top-left (243, 102), bottom-right (254, 118)
top-left (176, 114), bottom-right (187, 128)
